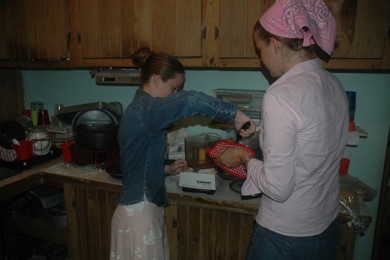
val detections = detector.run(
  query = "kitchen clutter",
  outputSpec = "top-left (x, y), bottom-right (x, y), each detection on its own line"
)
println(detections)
top-left (0, 114), bottom-right (59, 165)
top-left (338, 149), bottom-right (377, 236)
top-left (56, 102), bottom-right (122, 168)
top-left (0, 101), bottom-right (122, 171)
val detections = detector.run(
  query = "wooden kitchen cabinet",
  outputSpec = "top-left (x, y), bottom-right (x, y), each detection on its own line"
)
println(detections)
top-left (204, 0), bottom-right (274, 67)
top-left (73, 0), bottom-right (203, 67)
top-left (0, 0), bottom-right (389, 69)
top-left (63, 183), bottom-right (119, 260)
top-left (0, 0), bottom-right (69, 67)
top-left (165, 199), bottom-right (255, 260)
top-left (337, 224), bottom-right (357, 260)
top-left (0, 168), bottom-right (370, 260)
top-left (211, 0), bottom-right (390, 69)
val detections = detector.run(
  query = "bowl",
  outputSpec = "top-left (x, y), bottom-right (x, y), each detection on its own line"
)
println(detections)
top-left (26, 130), bottom-right (51, 156)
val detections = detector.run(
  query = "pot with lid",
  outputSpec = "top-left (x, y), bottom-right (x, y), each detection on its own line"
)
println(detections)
top-left (72, 109), bottom-right (120, 150)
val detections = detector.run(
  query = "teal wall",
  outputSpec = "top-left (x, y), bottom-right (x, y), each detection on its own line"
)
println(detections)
top-left (22, 69), bottom-right (390, 259)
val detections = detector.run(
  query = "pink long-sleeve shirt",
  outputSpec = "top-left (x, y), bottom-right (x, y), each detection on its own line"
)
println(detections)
top-left (243, 58), bottom-right (349, 236)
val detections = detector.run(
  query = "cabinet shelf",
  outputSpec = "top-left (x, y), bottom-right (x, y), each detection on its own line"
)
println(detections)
top-left (1, 215), bottom-right (67, 246)
top-left (347, 126), bottom-right (368, 147)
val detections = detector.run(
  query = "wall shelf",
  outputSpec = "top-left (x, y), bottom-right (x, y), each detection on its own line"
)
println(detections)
top-left (347, 126), bottom-right (368, 147)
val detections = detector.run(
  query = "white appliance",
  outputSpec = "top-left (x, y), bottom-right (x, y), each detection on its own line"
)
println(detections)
top-left (179, 168), bottom-right (222, 194)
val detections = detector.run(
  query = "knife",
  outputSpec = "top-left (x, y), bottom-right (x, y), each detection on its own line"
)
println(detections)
top-left (236, 121), bottom-right (251, 143)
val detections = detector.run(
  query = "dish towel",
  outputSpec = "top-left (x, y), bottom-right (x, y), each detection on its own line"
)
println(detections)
top-left (206, 141), bottom-right (255, 179)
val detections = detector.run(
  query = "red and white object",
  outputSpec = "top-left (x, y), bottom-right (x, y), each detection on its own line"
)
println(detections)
top-left (206, 141), bottom-right (255, 179)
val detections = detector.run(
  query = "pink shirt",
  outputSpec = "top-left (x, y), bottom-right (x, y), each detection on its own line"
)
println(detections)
top-left (243, 58), bottom-right (349, 236)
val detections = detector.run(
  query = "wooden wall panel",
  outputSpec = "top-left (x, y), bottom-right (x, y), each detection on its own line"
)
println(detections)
top-left (0, 69), bottom-right (24, 121)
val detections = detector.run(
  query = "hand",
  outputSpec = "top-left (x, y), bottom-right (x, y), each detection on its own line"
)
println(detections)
top-left (217, 147), bottom-right (250, 168)
top-left (234, 111), bottom-right (256, 138)
top-left (165, 158), bottom-right (188, 175)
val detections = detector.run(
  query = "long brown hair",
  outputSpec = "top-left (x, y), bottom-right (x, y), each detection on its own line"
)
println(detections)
top-left (131, 47), bottom-right (185, 86)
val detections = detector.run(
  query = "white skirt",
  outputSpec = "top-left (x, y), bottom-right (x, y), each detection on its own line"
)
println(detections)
top-left (110, 199), bottom-right (169, 260)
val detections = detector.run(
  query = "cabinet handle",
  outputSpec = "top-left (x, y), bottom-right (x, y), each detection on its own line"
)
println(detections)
top-left (77, 33), bottom-right (81, 44)
top-left (214, 26), bottom-right (219, 39)
top-left (202, 27), bottom-right (207, 40)
top-left (172, 217), bottom-right (177, 228)
top-left (72, 198), bottom-right (76, 208)
top-left (339, 242), bottom-right (348, 255)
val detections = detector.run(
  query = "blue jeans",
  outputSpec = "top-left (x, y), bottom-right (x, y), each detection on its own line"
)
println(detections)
top-left (246, 218), bottom-right (339, 260)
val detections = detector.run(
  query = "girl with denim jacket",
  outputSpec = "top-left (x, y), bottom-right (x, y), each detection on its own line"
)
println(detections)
top-left (110, 47), bottom-right (255, 259)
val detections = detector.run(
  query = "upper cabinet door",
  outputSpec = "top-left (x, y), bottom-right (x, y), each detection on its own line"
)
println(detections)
top-left (327, 0), bottom-right (388, 58)
top-left (0, 0), bottom-right (69, 62)
top-left (214, 0), bottom-right (274, 68)
top-left (76, 0), bottom-right (203, 67)
top-left (323, 0), bottom-right (390, 69)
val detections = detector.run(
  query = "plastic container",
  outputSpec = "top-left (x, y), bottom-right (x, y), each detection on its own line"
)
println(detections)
top-left (339, 157), bottom-right (350, 176)
top-left (185, 133), bottom-right (221, 170)
top-left (61, 141), bottom-right (74, 163)
top-left (12, 140), bottom-right (33, 160)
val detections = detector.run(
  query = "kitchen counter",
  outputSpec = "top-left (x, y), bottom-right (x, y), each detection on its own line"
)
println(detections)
top-left (0, 157), bottom-right (371, 222)
top-left (0, 158), bottom-right (373, 260)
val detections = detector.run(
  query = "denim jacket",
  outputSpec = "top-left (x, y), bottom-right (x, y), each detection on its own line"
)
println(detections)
top-left (118, 89), bottom-right (237, 207)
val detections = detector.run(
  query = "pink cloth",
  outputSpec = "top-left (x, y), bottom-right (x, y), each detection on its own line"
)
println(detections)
top-left (260, 0), bottom-right (336, 55)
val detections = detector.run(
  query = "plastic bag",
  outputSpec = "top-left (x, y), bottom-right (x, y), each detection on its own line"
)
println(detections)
top-left (339, 184), bottom-right (369, 235)
top-left (339, 175), bottom-right (377, 201)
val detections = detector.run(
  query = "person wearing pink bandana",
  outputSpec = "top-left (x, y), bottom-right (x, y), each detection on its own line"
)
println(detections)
top-left (217, 0), bottom-right (349, 259)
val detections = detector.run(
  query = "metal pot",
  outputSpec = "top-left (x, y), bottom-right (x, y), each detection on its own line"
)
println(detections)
top-left (74, 122), bottom-right (119, 150)
top-left (71, 109), bottom-right (120, 133)
top-left (72, 109), bottom-right (120, 150)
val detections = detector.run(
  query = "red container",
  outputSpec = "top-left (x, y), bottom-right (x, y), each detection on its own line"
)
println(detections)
top-left (38, 109), bottom-right (51, 126)
top-left (339, 158), bottom-right (350, 176)
top-left (12, 140), bottom-right (33, 160)
top-left (61, 141), bottom-right (74, 163)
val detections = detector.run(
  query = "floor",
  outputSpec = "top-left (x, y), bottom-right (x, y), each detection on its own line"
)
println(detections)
top-left (1, 234), bottom-right (68, 260)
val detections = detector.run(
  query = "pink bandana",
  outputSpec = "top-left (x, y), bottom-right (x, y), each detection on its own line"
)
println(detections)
top-left (260, 0), bottom-right (336, 55)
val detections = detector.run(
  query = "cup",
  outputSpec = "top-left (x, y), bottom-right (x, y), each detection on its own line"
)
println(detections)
top-left (61, 141), bottom-right (74, 163)
top-left (12, 140), bottom-right (33, 160)
top-left (38, 109), bottom-right (51, 126)
top-left (31, 102), bottom-right (44, 127)
top-left (339, 158), bottom-right (350, 176)
top-left (22, 109), bottom-right (31, 118)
